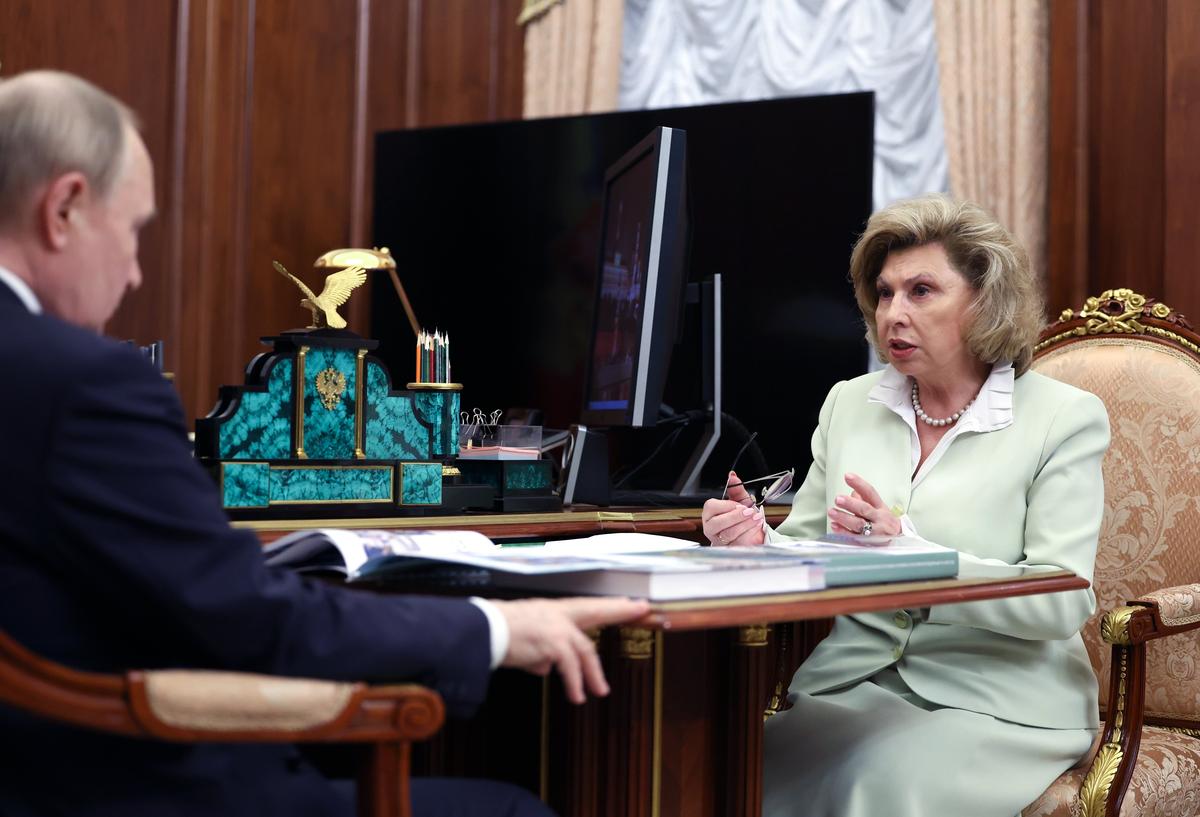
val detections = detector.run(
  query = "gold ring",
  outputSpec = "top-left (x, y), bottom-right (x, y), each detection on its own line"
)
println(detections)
top-left (717, 532), bottom-right (727, 545)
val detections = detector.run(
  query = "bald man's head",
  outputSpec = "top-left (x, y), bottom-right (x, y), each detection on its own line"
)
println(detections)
top-left (0, 71), bottom-right (155, 330)
top-left (0, 71), bottom-right (139, 232)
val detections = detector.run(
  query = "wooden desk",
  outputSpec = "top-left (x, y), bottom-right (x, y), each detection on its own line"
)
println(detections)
top-left (235, 506), bottom-right (743, 544)
top-left (570, 570), bottom-right (1086, 817)
top-left (241, 511), bottom-right (1087, 817)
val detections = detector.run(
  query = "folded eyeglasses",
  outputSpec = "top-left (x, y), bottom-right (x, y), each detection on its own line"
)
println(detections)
top-left (721, 431), bottom-right (794, 508)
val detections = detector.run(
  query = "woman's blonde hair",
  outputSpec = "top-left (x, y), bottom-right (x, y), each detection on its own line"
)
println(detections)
top-left (848, 193), bottom-right (1044, 376)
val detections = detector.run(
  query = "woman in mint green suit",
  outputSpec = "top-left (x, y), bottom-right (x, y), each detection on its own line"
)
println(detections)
top-left (702, 194), bottom-right (1108, 817)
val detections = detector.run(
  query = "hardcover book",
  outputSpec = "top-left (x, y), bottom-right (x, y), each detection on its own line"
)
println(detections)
top-left (766, 534), bottom-right (959, 586)
top-left (263, 529), bottom-right (825, 599)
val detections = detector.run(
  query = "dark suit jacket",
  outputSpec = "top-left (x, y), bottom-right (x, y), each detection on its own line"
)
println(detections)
top-left (0, 282), bottom-right (493, 816)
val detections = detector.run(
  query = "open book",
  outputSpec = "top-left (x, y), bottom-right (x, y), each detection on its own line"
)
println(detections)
top-left (263, 527), bottom-right (502, 582)
top-left (263, 529), bottom-right (825, 600)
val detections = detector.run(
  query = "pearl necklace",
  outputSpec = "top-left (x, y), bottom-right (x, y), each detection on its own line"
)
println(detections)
top-left (910, 382), bottom-right (975, 428)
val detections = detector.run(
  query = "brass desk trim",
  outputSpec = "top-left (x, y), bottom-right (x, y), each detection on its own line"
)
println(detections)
top-left (235, 508), bottom-right (715, 534)
top-left (639, 570), bottom-right (1086, 631)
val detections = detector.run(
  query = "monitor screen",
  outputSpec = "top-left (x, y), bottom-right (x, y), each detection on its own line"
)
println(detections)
top-left (372, 93), bottom-right (873, 483)
top-left (583, 127), bottom-right (687, 427)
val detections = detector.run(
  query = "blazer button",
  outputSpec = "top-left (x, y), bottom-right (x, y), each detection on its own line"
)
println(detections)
top-left (893, 610), bottom-right (910, 629)
top-left (892, 646), bottom-right (903, 661)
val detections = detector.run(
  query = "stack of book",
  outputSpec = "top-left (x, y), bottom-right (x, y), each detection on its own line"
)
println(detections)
top-left (264, 529), bottom-right (959, 602)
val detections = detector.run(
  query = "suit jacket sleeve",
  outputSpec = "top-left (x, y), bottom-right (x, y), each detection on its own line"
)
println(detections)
top-left (767, 381), bottom-right (844, 543)
top-left (925, 390), bottom-right (1110, 640)
top-left (45, 343), bottom-right (492, 715)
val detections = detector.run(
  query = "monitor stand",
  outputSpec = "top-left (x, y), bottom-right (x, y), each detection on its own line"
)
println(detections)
top-left (562, 424), bottom-right (611, 506)
top-left (564, 276), bottom-right (722, 508)
top-left (672, 274), bottom-right (721, 495)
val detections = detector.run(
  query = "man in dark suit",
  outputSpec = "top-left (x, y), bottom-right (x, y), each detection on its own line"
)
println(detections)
top-left (0, 70), bottom-right (647, 817)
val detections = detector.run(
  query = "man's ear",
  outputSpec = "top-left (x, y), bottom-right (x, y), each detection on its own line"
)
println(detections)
top-left (37, 172), bottom-right (90, 250)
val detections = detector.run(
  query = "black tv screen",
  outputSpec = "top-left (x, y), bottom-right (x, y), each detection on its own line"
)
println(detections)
top-left (372, 92), bottom-right (873, 487)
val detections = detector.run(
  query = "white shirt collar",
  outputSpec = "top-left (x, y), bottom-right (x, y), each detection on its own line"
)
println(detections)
top-left (867, 361), bottom-right (1015, 488)
top-left (867, 360), bottom-right (1015, 433)
top-left (0, 266), bottom-right (42, 314)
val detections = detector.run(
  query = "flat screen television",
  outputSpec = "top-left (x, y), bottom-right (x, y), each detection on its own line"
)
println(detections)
top-left (372, 92), bottom-right (873, 487)
top-left (582, 126), bottom-right (689, 428)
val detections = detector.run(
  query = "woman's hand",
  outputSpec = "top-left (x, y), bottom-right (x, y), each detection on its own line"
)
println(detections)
top-left (701, 470), bottom-right (766, 546)
top-left (828, 473), bottom-right (902, 537)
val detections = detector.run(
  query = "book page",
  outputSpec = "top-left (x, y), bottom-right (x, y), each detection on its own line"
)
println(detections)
top-left (767, 534), bottom-right (955, 555)
top-left (542, 532), bottom-right (700, 555)
top-left (353, 528), bottom-right (499, 559)
top-left (263, 528), bottom-right (368, 573)
top-left (264, 527), bottom-right (497, 575)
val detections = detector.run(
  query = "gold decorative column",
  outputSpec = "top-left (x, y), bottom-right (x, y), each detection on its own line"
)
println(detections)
top-left (729, 623), bottom-right (771, 816)
top-left (293, 346), bottom-right (308, 458)
top-left (542, 627), bottom-right (607, 817)
top-left (604, 627), bottom-right (660, 817)
top-left (354, 348), bottom-right (367, 459)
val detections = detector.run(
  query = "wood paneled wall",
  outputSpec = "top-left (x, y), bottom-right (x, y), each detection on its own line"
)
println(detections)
top-left (8, 0), bottom-right (1197, 414)
top-left (1048, 0), bottom-right (1200, 322)
top-left (0, 0), bottom-right (524, 423)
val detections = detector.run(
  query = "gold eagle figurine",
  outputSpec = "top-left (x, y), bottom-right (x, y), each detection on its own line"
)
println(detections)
top-left (273, 260), bottom-right (367, 330)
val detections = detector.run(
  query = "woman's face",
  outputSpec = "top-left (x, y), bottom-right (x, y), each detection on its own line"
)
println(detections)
top-left (874, 242), bottom-right (978, 383)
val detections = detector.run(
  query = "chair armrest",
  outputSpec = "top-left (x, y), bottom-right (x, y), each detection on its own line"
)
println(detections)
top-left (1135, 584), bottom-right (1200, 627)
top-left (127, 669), bottom-right (444, 745)
top-left (1082, 589), bottom-right (1200, 816)
top-left (1101, 584), bottom-right (1200, 646)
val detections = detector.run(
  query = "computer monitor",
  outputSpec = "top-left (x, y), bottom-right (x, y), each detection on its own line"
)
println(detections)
top-left (581, 127), bottom-right (688, 428)
top-left (372, 92), bottom-right (873, 485)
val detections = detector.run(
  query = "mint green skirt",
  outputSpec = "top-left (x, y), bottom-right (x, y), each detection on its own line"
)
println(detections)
top-left (762, 667), bottom-right (1094, 817)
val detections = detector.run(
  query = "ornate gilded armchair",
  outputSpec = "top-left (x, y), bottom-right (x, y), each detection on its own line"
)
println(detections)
top-left (0, 627), bottom-right (443, 817)
top-left (1023, 290), bottom-right (1200, 817)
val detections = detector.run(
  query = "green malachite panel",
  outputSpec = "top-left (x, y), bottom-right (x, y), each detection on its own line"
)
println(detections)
top-left (400, 463), bottom-right (442, 505)
top-left (222, 462), bottom-right (269, 507)
top-left (458, 461), bottom-right (500, 490)
top-left (270, 466), bottom-right (393, 503)
top-left (364, 361), bottom-right (430, 459)
top-left (301, 347), bottom-right (357, 459)
top-left (414, 391), bottom-right (460, 456)
top-left (504, 461), bottom-right (551, 491)
top-left (219, 358), bottom-right (293, 460)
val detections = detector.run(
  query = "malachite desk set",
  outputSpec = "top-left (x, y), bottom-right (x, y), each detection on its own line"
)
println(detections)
top-left (193, 249), bottom-right (555, 519)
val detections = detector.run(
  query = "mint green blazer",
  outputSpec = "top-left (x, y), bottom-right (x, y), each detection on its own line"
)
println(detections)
top-left (769, 369), bottom-right (1110, 729)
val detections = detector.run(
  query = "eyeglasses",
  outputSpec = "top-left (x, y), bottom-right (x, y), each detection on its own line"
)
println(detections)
top-left (722, 431), bottom-right (794, 508)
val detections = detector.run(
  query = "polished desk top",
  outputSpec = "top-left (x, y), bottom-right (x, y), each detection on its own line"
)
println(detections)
top-left (233, 506), bottom-right (735, 543)
top-left (640, 570), bottom-right (1087, 630)
top-left (236, 507), bottom-right (1088, 633)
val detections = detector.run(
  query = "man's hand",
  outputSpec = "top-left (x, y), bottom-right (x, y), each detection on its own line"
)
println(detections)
top-left (490, 597), bottom-right (650, 704)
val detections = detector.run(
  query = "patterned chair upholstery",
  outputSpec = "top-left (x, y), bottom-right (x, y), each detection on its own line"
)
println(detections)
top-left (1021, 290), bottom-right (1200, 817)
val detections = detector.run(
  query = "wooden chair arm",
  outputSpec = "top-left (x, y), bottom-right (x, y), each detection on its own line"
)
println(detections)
top-left (0, 628), bottom-right (141, 736)
top-left (1074, 608), bottom-right (1149, 817)
top-left (1099, 587), bottom-right (1200, 648)
top-left (127, 670), bottom-right (444, 745)
top-left (0, 625), bottom-right (444, 747)
top-left (0, 629), bottom-right (442, 817)
top-left (1073, 595), bottom-right (1200, 816)
top-left (1130, 584), bottom-right (1200, 632)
